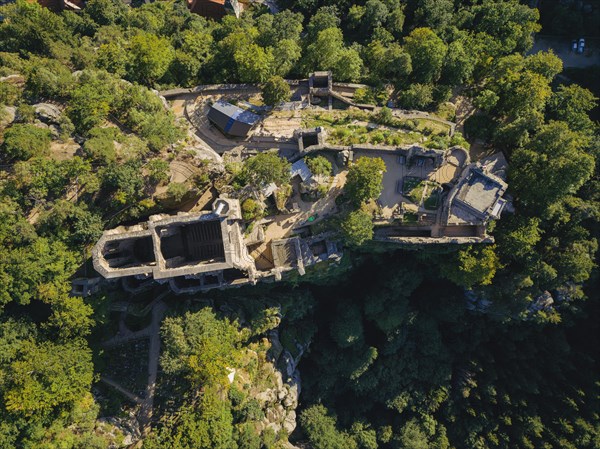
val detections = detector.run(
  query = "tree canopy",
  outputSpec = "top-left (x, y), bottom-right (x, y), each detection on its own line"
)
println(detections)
top-left (344, 157), bottom-right (386, 206)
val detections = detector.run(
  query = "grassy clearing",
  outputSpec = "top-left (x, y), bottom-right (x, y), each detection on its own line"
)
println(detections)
top-left (436, 102), bottom-right (457, 121)
top-left (329, 126), bottom-right (422, 146)
top-left (403, 212), bottom-right (419, 223)
top-left (412, 118), bottom-right (451, 135)
top-left (302, 110), bottom-right (452, 148)
top-left (406, 179), bottom-right (442, 209)
top-left (423, 183), bottom-right (442, 210)
top-left (408, 181), bottom-right (425, 205)
top-left (403, 176), bottom-right (422, 196)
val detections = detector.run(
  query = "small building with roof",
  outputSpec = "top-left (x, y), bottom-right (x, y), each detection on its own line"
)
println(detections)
top-left (187, 0), bottom-right (240, 19)
top-left (207, 100), bottom-right (261, 137)
top-left (290, 159), bottom-right (313, 183)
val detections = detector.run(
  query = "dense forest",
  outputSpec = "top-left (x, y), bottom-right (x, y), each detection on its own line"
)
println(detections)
top-left (0, 0), bottom-right (598, 447)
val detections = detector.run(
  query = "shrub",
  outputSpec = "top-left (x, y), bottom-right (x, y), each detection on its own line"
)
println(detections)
top-left (167, 182), bottom-right (187, 202)
top-left (242, 198), bottom-right (262, 221)
top-left (399, 83), bottom-right (434, 109)
top-left (15, 104), bottom-right (35, 123)
top-left (305, 155), bottom-right (332, 177)
top-left (341, 209), bottom-right (374, 247)
top-left (2, 124), bottom-right (51, 160)
top-left (354, 87), bottom-right (375, 105)
top-left (374, 106), bottom-right (393, 125)
top-left (241, 152), bottom-right (291, 187)
top-left (147, 158), bottom-right (170, 185)
top-left (345, 157), bottom-right (386, 206)
top-left (262, 75), bottom-right (291, 106)
top-left (82, 127), bottom-right (119, 163)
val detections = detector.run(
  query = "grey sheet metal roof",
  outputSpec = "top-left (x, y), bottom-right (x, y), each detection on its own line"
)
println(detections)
top-left (211, 100), bottom-right (260, 126)
top-left (291, 159), bottom-right (313, 182)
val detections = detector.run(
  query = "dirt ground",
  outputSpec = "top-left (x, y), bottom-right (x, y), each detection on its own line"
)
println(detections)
top-left (49, 139), bottom-right (79, 160)
top-left (249, 170), bottom-right (347, 270)
top-left (257, 111), bottom-right (303, 138)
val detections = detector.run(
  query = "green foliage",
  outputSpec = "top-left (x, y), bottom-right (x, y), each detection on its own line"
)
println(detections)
top-left (240, 152), bottom-right (291, 187)
top-left (37, 200), bottom-right (103, 247)
top-left (440, 245), bottom-right (500, 288)
top-left (82, 126), bottom-right (118, 163)
top-left (399, 83), bottom-right (434, 109)
top-left (235, 43), bottom-right (274, 83)
top-left (262, 75), bottom-right (291, 106)
top-left (0, 80), bottom-right (21, 105)
top-left (341, 209), bottom-right (374, 247)
top-left (96, 41), bottom-right (129, 77)
top-left (241, 198), bottom-right (262, 221)
top-left (167, 182), bottom-right (188, 202)
top-left (85, 0), bottom-right (127, 26)
top-left (305, 155), bottom-right (332, 177)
top-left (304, 27), bottom-right (363, 81)
top-left (67, 71), bottom-right (116, 134)
top-left (300, 405), bottom-right (357, 449)
top-left (330, 303), bottom-right (364, 348)
top-left (25, 58), bottom-right (74, 100)
top-left (510, 121), bottom-right (594, 210)
top-left (102, 160), bottom-right (145, 205)
top-left (128, 32), bottom-right (174, 84)
top-left (1, 124), bottom-right (51, 160)
top-left (0, 237), bottom-right (77, 307)
top-left (160, 308), bottom-right (242, 386)
top-left (396, 420), bottom-right (429, 449)
top-left (404, 28), bottom-right (447, 84)
top-left (3, 339), bottom-right (93, 416)
top-left (473, 89), bottom-right (499, 113)
top-left (144, 386), bottom-right (235, 449)
top-left (547, 84), bottom-right (598, 134)
top-left (146, 158), bottom-right (170, 185)
top-left (345, 157), bottom-right (386, 206)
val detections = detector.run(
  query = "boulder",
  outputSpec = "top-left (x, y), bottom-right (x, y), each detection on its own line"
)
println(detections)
top-left (49, 124), bottom-right (60, 139)
top-left (33, 103), bottom-right (62, 124)
top-left (1, 106), bottom-right (16, 127)
top-left (256, 389), bottom-right (277, 405)
top-left (283, 410), bottom-right (297, 434)
top-left (34, 121), bottom-right (50, 130)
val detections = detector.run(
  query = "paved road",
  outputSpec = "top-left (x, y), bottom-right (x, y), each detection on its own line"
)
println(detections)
top-left (529, 36), bottom-right (600, 68)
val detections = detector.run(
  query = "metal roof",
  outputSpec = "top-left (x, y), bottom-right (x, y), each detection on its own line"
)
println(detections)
top-left (291, 159), bottom-right (313, 182)
top-left (211, 100), bottom-right (260, 126)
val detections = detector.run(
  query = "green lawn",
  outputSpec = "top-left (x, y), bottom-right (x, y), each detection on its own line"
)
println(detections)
top-left (423, 184), bottom-right (442, 210)
top-left (403, 176), bottom-right (422, 197)
top-left (302, 110), bottom-right (451, 147)
top-left (403, 212), bottom-right (419, 223)
top-left (405, 179), bottom-right (442, 208)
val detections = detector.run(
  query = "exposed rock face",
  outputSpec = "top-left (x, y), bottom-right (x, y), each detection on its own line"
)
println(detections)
top-left (1, 106), bottom-right (16, 127)
top-left (96, 414), bottom-right (141, 448)
top-left (236, 329), bottom-right (303, 448)
top-left (254, 364), bottom-right (300, 435)
top-left (33, 103), bottom-right (62, 124)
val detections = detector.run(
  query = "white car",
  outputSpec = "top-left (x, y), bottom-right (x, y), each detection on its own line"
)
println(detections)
top-left (578, 38), bottom-right (585, 54)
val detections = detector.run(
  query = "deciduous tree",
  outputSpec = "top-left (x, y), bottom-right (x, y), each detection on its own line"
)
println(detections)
top-left (345, 157), bottom-right (386, 206)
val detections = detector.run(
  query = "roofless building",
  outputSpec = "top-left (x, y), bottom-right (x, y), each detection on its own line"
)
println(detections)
top-left (92, 199), bottom-right (257, 286)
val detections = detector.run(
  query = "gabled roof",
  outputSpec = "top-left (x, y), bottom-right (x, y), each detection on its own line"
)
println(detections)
top-left (211, 100), bottom-right (260, 126)
top-left (291, 159), bottom-right (313, 182)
